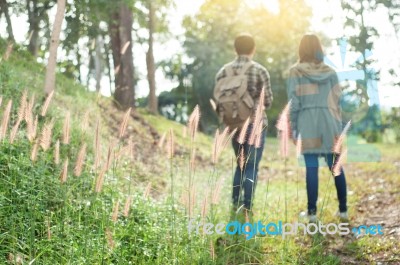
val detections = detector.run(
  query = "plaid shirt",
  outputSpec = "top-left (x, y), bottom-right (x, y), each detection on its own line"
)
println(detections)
top-left (215, 55), bottom-right (273, 110)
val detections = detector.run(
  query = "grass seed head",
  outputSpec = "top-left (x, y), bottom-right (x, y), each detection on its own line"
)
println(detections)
top-left (40, 90), bottom-right (54, 117)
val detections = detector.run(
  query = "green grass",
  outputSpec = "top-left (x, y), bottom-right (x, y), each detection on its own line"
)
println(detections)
top-left (1, 39), bottom-right (399, 264)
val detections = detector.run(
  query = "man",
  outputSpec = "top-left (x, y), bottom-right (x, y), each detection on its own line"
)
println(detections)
top-left (214, 33), bottom-right (273, 216)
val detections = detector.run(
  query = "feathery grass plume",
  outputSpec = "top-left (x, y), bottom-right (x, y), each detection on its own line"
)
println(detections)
top-left (9, 119), bottom-right (21, 144)
top-left (260, 87), bottom-right (265, 106)
top-left (17, 90), bottom-right (28, 122)
top-left (94, 119), bottom-right (101, 169)
top-left (237, 117), bottom-right (250, 144)
top-left (39, 120), bottom-right (54, 151)
top-left (239, 147), bottom-right (245, 171)
top-left (74, 143), bottom-right (87, 176)
top-left (209, 99), bottom-right (217, 111)
top-left (105, 141), bottom-right (116, 171)
top-left (9, 92), bottom-right (26, 143)
top-left (30, 141), bottom-right (39, 162)
top-left (158, 131), bottom-right (166, 149)
top-left (114, 65), bottom-right (120, 75)
top-left (0, 97), bottom-right (2, 107)
top-left (0, 100), bottom-right (12, 140)
top-left (144, 182), bottom-right (152, 199)
top-left (3, 42), bottom-right (13, 61)
top-left (119, 107), bottom-right (132, 138)
top-left (249, 89), bottom-right (265, 145)
top-left (279, 129), bottom-right (290, 158)
top-left (167, 129), bottom-right (174, 159)
top-left (54, 139), bottom-right (60, 165)
top-left (105, 228), bottom-right (115, 250)
top-left (248, 120), bottom-right (261, 146)
top-left (24, 94), bottom-right (35, 122)
top-left (40, 90), bottom-right (54, 117)
top-left (60, 158), bottom-right (69, 184)
top-left (212, 127), bottom-right (236, 164)
top-left (187, 105), bottom-right (200, 140)
top-left (26, 114), bottom-right (34, 142)
top-left (224, 128), bottom-right (237, 151)
top-left (95, 167), bottom-right (106, 193)
top-left (25, 95), bottom-right (36, 142)
top-left (249, 117), bottom-right (261, 146)
top-left (211, 129), bottom-right (220, 165)
top-left (31, 115), bottom-right (38, 141)
top-left (333, 148), bottom-right (348, 177)
top-left (111, 200), bottom-right (119, 222)
top-left (216, 127), bottom-right (229, 155)
top-left (333, 120), bottom-right (352, 154)
top-left (121, 41), bottom-right (131, 55)
top-left (62, 111), bottom-right (71, 144)
top-left (255, 122), bottom-right (265, 148)
top-left (123, 195), bottom-right (132, 217)
top-left (211, 177), bottom-right (224, 204)
top-left (276, 101), bottom-right (292, 158)
top-left (81, 110), bottom-right (90, 132)
top-left (296, 134), bottom-right (302, 157)
top-left (276, 100), bottom-right (292, 131)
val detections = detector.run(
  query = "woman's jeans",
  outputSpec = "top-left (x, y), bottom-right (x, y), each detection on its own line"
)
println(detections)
top-left (304, 153), bottom-right (347, 215)
top-left (232, 126), bottom-right (266, 210)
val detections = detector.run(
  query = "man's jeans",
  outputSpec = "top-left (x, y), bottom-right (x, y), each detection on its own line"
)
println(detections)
top-left (303, 153), bottom-right (347, 215)
top-left (232, 126), bottom-right (266, 210)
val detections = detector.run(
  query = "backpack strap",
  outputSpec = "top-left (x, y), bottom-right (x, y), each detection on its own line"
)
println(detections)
top-left (224, 61), bottom-right (253, 76)
top-left (239, 61), bottom-right (254, 75)
top-left (224, 63), bottom-right (235, 77)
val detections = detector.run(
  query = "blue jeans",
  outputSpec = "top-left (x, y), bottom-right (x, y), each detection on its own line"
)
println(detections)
top-left (232, 126), bottom-right (266, 210)
top-left (304, 153), bottom-right (347, 215)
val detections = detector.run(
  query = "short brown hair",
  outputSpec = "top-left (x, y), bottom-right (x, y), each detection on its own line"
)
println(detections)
top-left (298, 34), bottom-right (324, 63)
top-left (234, 34), bottom-right (255, 55)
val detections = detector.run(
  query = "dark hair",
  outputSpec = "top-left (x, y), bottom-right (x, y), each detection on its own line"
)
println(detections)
top-left (234, 34), bottom-right (256, 55)
top-left (298, 34), bottom-right (324, 63)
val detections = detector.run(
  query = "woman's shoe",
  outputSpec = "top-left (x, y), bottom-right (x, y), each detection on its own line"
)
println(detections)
top-left (299, 211), bottom-right (317, 223)
top-left (338, 211), bottom-right (349, 222)
top-left (308, 214), bottom-right (317, 223)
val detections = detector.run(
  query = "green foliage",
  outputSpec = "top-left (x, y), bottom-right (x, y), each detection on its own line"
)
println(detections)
top-left (178, 0), bottom-right (312, 135)
top-left (0, 138), bottom-right (207, 263)
top-left (0, 38), bottom-right (212, 264)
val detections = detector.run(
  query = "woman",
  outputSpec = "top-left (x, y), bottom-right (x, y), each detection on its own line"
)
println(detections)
top-left (287, 34), bottom-right (348, 222)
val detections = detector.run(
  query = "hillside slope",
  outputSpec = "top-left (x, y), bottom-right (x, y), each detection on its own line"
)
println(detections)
top-left (0, 39), bottom-right (216, 194)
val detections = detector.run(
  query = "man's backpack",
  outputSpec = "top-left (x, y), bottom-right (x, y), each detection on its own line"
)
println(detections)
top-left (213, 61), bottom-right (255, 130)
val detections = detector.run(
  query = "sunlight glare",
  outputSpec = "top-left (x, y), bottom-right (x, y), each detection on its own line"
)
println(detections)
top-left (244, 0), bottom-right (280, 14)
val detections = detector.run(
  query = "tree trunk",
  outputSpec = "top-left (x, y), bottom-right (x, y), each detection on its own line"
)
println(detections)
top-left (75, 44), bottom-right (82, 83)
top-left (109, 2), bottom-right (135, 110)
top-left (43, 0), bottom-right (66, 95)
top-left (0, 0), bottom-right (15, 42)
top-left (95, 35), bottom-right (103, 92)
top-left (146, 1), bottom-right (158, 114)
top-left (27, 0), bottom-right (40, 56)
top-left (105, 42), bottom-right (114, 96)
